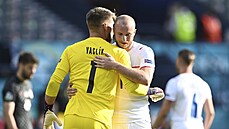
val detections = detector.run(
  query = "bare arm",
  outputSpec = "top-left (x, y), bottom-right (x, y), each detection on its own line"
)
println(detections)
top-left (45, 95), bottom-right (56, 105)
top-left (139, 66), bottom-right (155, 85)
top-left (112, 62), bottom-right (153, 85)
top-left (94, 52), bottom-right (154, 85)
top-left (203, 98), bottom-right (215, 129)
top-left (3, 102), bottom-right (18, 129)
top-left (152, 99), bottom-right (174, 129)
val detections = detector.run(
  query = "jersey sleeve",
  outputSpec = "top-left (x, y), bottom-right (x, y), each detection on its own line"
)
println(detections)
top-left (205, 83), bottom-right (212, 99)
top-left (117, 49), bottom-right (148, 95)
top-left (2, 79), bottom-right (16, 102)
top-left (139, 46), bottom-right (155, 68)
top-left (46, 46), bottom-right (70, 97)
top-left (165, 78), bottom-right (177, 101)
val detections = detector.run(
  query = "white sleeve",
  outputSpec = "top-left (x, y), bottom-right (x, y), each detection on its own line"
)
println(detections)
top-left (165, 78), bottom-right (177, 101)
top-left (205, 83), bottom-right (212, 99)
top-left (139, 46), bottom-right (155, 68)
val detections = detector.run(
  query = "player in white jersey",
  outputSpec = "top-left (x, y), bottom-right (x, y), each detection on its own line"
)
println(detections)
top-left (111, 41), bottom-right (154, 129)
top-left (152, 49), bottom-right (215, 129)
top-left (93, 15), bottom-right (158, 129)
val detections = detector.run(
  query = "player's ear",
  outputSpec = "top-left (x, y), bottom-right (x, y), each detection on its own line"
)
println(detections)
top-left (134, 29), bottom-right (137, 34)
top-left (18, 62), bottom-right (23, 69)
top-left (102, 23), bottom-right (111, 33)
top-left (102, 23), bottom-right (107, 31)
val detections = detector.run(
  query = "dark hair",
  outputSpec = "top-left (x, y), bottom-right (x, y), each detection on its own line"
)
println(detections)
top-left (178, 49), bottom-right (196, 65)
top-left (86, 7), bottom-right (116, 30)
top-left (18, 52), bottom-right (39, 65)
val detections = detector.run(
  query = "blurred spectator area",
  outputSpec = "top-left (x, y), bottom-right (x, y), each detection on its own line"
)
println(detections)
top-left (33, 0), bottom-right (228, 42)
top-left (0, 41), bottom-right (14, 77)
top-left (0, 0), bottom-right (85, 41)
top-left (0, 0), bottom-right (228, 42)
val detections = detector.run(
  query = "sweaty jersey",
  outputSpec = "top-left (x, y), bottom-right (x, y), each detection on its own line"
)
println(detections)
top-left (45, 37), bottom-right (149, 127)
top-left (2, 75), bottom-right (34, 129)
top-left (113, 41), bottom-right (155, 123)
top-left (165, 73), bottom-right (212, 129)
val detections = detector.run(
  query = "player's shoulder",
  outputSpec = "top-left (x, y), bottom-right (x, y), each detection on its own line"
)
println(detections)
top-left (68, 39), bottom-right (85, 47)
top-left (133, 41), bottom-right (154, 52)
top-left (134, 41), bottom-right (151, 48)
top-left (24, 80), bottom-right (33, 87)
top-left (3, 75), bottom-right (17, 91)
top-left (63, 39), bottom-right (88, 53)
top-left (112, 46), bottom-right (128, 57)
top-left (111, 42), bottom-right (127, 51)
top-left (190, 73), bottom-right (207, 83)
top-left (108, 44), bottom-right (129, 60)
top-left (167, 75), bottom-right (179, 85)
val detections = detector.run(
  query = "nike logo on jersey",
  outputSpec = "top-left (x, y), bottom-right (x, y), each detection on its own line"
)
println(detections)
top-left (86, 47), bottom-right (104, 55)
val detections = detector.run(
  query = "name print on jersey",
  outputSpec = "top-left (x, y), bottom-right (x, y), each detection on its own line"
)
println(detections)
top-left (86, 46), bottom-right (104, 55)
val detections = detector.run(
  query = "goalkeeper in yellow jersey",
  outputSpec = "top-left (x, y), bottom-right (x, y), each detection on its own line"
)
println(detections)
top-left (67, 15), bottom-right (165, 129)
top-left (43, 7), bottom-right (157, 129)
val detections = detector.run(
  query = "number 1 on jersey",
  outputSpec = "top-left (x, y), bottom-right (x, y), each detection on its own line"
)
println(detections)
top-left (87, 61), bottom-right (97, 93)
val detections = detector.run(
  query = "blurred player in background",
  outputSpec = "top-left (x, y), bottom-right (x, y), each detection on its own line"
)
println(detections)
top-left (2, 52), bottom-right (38, 129)
top-left (44, 7), bottom-right (156, 129)
top-left (152, 49), bottom-right (215, 129)
top-left (68, 15), bottom-right (164, 129)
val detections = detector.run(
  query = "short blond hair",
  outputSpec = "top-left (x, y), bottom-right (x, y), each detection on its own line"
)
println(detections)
top-left (86, 7), bottom-right (116, 30)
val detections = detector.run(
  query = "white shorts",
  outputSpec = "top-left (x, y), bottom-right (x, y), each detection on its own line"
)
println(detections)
top-left (112, 120), bottom-right (151, 129)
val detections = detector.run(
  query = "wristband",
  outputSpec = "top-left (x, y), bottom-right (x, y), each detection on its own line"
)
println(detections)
top-left (44, 101), bottom-right (53, 115)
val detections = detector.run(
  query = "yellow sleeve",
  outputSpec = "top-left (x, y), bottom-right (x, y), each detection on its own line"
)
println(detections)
top-left (45, 47), bottom-right (70, 97)
top-left (118, 49), bottom-right (148, 95)
top-left (119, 74), bottom-right (148, 95)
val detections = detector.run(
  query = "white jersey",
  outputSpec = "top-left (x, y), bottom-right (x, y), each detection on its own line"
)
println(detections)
top-left (165, 73), bottom-right (212, 129)
top-left (113, 41), bottom-right (155, 124)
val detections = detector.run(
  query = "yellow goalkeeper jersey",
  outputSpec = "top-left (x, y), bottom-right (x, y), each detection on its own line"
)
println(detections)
top-left (45, 37), bottom-right (148, 127)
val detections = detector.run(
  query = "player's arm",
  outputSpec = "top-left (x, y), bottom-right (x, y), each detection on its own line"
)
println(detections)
top-left (2, 81), bottom-right (18, 129)
top-left (45, 72), bottom-right (65, 114)
top-left (45, 46), bottom-right (70, 104)
top-left (153, 80), bottom-right (176, 128)
top-left (44, 47), bottom-right (70, 128)
top-left (138, 47), bottom-right (155, 85)
top-left (152, 99), bottom-right (174, 129)
top-left (44, 75), bottom-right (64, 129)
top-left (94, 52), bottom-right (150, 85)
top-left (116, 63), bottom-right (150, 85)
top-left (3, 102), bottom-right (18, 129)
top-left (203, 98), bottom-right (215, 129)
top-left (116, 50), bottom-right (153, 95)
top-left (139, 66), bottom-right (155, 85)
top-left (45, 80), bottom-right (61, 105)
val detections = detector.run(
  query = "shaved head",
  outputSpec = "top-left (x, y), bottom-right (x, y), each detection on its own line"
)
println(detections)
top-left (115, 15), bottom-right (136, 29)
top-left (114, 15), bottom-right (136, 51)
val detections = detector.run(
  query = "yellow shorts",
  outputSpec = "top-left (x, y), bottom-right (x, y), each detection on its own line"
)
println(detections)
top-left (64, 114), bottom-right (111, 129)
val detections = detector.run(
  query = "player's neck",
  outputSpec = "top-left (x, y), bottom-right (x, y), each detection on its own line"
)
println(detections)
top-left (89, 30), bottom-right (105, 39)
top-left (16, 71), bottom-right (25, 81)
top-left (180, 67), bottom-right (193, 74)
